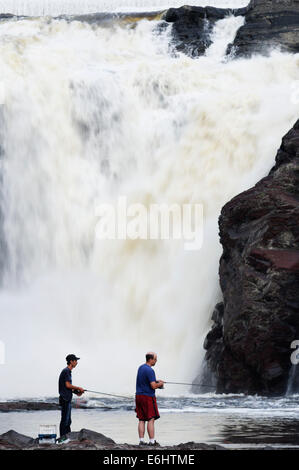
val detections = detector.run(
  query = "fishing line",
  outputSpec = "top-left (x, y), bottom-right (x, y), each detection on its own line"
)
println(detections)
top-left (83, 381), bottom-right (215, 399)
top-left (84, 389), bottom-right (132, 400)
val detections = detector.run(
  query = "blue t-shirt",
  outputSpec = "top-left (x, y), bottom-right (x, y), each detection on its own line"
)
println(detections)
top-left (59, 367), bottom-right (72, 401)
top-left (136, 364), bottom-right (156, 397)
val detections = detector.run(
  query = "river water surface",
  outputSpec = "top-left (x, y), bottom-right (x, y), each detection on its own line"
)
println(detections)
top-left (2, 394), bottom-right (299, 447)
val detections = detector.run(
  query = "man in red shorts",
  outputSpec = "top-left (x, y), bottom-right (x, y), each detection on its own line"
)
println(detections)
top-left (135, 352), bottom-right (164, 446)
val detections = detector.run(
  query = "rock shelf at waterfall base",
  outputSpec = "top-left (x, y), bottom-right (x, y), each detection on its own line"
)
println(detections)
top-left (0, 401), bottom-right (92, 411)
top-left (0, 429), bottom-right (226, 450)
top-left (0, 428), bottom-right (294, 450)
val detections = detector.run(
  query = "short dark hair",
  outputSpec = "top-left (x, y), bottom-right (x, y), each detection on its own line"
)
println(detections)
top-left (146, 353), bottom-right (154, 362)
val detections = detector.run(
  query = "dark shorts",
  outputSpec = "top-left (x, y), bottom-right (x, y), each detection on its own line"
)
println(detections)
top-left (135, 394), bottom-right (160, 421)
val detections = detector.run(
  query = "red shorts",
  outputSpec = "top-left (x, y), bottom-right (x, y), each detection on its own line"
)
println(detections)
top-left (135, 394), bottom-right (160, 421)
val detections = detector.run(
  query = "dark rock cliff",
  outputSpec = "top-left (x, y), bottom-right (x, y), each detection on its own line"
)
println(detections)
top-left (164, 5), bottom-right (248, 57)
top-left (164, 0), bottom-right (299, 58)
top-left (228, 0), bottom-right (299, 57)
top-left (203, 120), bottom-right (299, 395)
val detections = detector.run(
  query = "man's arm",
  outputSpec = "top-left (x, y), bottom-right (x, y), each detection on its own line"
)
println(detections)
top-left (150, 380), bottom-right (164, 390)
top-left (65, 381), bottom-right (85, 394)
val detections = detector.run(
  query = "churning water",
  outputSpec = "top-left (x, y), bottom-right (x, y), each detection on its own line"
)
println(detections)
top-left (0, 1), bottom-right (298, 399)
top-left (0, 0), bottom-right (250, 16)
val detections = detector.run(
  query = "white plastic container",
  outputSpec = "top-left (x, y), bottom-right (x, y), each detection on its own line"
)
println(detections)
top-left (38, 425), bottom-right (57, 445)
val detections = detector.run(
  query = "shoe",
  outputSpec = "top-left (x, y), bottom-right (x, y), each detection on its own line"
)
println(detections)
top-left (148, 441), bottom-right (160, 447)
top-left (139, 441), bottom-right (148, 446)
top-left (56, 436), bottom-right (70, 445)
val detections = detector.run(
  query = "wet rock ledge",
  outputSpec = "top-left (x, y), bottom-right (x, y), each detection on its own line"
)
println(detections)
top-left (0, 429), bottom-right (225, 450)
top-left (164, 4), bottom-right (248, 57)
top-left (227, 0), bottom-right (299, 57)
top-left (164, 0), bottom-right (299, 57)
top-left (0, 400), bottom-right (91, 411)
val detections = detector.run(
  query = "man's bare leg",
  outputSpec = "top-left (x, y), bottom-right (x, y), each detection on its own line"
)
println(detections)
top-left (138, 420), bottom-right (145, 439)
top-left (147, 418), bottom-right (155, 440)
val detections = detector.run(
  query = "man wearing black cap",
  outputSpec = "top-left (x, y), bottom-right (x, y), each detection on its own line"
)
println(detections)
top-left (57, 354), bottom-right (85, 444)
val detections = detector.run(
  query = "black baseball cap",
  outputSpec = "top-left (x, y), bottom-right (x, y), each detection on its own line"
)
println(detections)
top-left (66, 354), bottom-right (80, 362)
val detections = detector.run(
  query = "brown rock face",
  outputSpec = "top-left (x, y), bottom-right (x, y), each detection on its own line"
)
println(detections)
top-left (204, 119), bottom-right (299, 395)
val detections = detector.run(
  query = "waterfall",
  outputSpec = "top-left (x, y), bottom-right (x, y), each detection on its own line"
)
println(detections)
top-left (205, 14), bottom-right (245, 59)
top-left (286, 366), bottom-right (297, 396)
top-left (0, 0), bottom-right (250, 16)
top-left (286, 345), bottom-right (299, 395)
top-left (0, 6), bottom-right (298, 398)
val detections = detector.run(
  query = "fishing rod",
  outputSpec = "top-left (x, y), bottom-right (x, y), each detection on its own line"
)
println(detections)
top-left (83, 381), bottom-right (215, 399)
top-left (83, 389), bottom-right (132, 400)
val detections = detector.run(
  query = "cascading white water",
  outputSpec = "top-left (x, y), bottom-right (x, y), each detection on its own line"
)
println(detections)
top-left (0, 0), bottom-right (249, 16)
top-left (205, 14), bottom-right (245, 58)
top-left (0, 5), bottom-right (298, 399)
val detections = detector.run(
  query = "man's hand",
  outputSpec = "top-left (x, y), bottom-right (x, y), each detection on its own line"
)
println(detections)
top-left (73, 387), bottom-right (85, 395)
top-left (66, 382), bottom-right (85, 394)
top-left (150, 380), bottom-right (165, 390)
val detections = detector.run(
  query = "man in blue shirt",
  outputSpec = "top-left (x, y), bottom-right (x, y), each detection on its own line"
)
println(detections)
top-left (58, 354), bottom-right (85, 444)
top-left (135, 352), bottom-right (164, 446)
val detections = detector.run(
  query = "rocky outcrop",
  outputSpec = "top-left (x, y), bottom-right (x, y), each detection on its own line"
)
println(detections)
top-left (228, 0), bottom-right (299, 57)
top-left (0, 401), bottom-right (60, 411)
top-left (204, 119), bottom-right (299, 395)
top-left (0, 429), bottom-right (226, 450)
top-left (163, 5), bottom-right (248, 57)
top-left (0, 14), bottom-right (14, 19)
top-left (0, 400), bottom-right (93, 411)
top-left (0, 429), bottom-right (115, 450)
top-left (0, 430), bottom-right (35, 449)
top-left (164, 1), bottom-right (299, 58)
